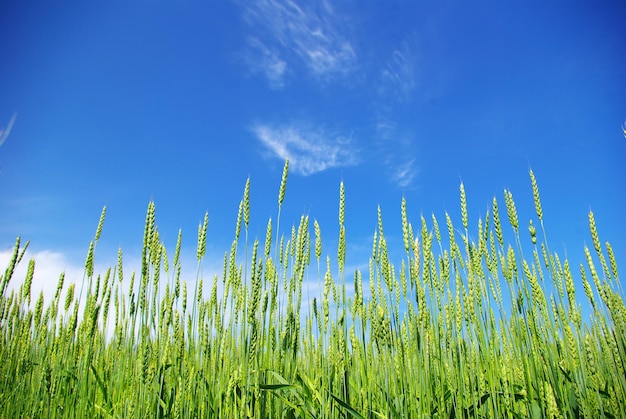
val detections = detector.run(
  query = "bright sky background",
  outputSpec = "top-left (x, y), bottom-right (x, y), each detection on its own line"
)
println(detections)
top-left (1, 1), bottom-right (625, 304)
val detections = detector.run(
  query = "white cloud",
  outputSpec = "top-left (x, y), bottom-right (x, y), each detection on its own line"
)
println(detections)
top-left (238, 0), bottom-right (357, 86)
top-left (252, 122), bottom-right (359, 175)
top-left (0, 244), bottom-right (223, 337)
top-left (0, 248), bottom-right (85, 308)
top-left (0, 240), bottom-right (377, 340)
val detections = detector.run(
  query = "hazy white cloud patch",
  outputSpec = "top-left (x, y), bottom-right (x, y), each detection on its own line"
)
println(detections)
top-left (252, 122), bottom-right (359, 175)
top-left (0, 248), bottom-right (85, 309)
top-left (0, 245), bottom-right (222, 330)
top-left (237, 0), bottom-right (357, 85)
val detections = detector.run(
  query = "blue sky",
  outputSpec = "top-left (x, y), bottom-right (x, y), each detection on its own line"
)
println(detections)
top-left (1, 1), bottom-right (625, 302)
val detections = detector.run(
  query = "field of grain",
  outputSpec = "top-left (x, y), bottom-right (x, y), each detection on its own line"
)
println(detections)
top-left (1, 161), bottom-right (624, 418)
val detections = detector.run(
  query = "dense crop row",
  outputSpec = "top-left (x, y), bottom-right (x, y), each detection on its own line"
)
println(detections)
top-left (1, 161), bottom-right (625, 417)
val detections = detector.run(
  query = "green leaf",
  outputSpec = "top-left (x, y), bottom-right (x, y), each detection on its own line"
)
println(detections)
top-left (89, 364), bottom-right (109, 406)
top-left (331, 393), bottom-right (364, 419)
top-left (296, 372), bottom-right (323, 406)
top-left (376, 384), bottom-right (402, 419)
top-left (260, 383), bottom-right (294, 391)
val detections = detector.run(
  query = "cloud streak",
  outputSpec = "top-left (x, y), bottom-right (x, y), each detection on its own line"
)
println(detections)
top-left (238, 0), bottom-right (357, 86)
top-left (252, 122), bottom-right (359, 175)
top-left (0, 113), bottom-right (17, 147)
top-left (391, 159), bottom-right (418, 189)
top-left (380, 38), bottom-right (419, 102)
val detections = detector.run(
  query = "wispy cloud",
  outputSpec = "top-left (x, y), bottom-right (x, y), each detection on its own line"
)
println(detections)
top-left (0, 113), bottom-right (17, 147)
top-left (374, 115), bottom-right (419, 189)
top-left (245, 37), bottom-right (288, 89)
top-left (237, 3), bottom-right (423, 187)
top-left (375, 117), bottom-right (397, 142)
top-left (380, 38), bottom-right (419, 101)
top-left (251, 122), bottom-right (359, 175)
top-left (391, 159), bottom-right (418, 189)
top-left (237, 0), bottom-right (357, 86)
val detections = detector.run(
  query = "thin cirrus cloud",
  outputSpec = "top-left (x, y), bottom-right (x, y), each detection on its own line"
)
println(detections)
top-left (245, 37), bottom-right (288, 90)
top-left (0, 113), bottom-right (17, 148)
top-left (237, 0), bottom-right (357, 86)
top-left (252, 122), bottom-right (359, 176)
top-left (236, 1), bottom-right (422, 188)
top-left (379, 36), bottom-right (419, 102)
top-left (391, 159), bottom-right (418, 189)
top-left (371, 38), bottom-right (421, 189)
top-left (375, 116), bottom-right (419, 189)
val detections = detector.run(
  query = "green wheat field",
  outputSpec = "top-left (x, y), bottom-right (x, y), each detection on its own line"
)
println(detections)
top-left (1, 161), bottom-right (625, 418)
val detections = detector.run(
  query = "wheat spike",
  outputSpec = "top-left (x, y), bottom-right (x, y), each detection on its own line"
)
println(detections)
top-left (460, 182), bottom-right (468, 230)
top-left (278, 159), bottom-right (289, 208)
top-left (504, 189), bottom-right (519, 233)
top-left (95, 206), bottom-right (106, 241)
top-left (197, 211), bottom-right (209, 261)
top-left (529, 169), bottom-right (543, 222)
top-left (243, 177), bottom-right (251, 230)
